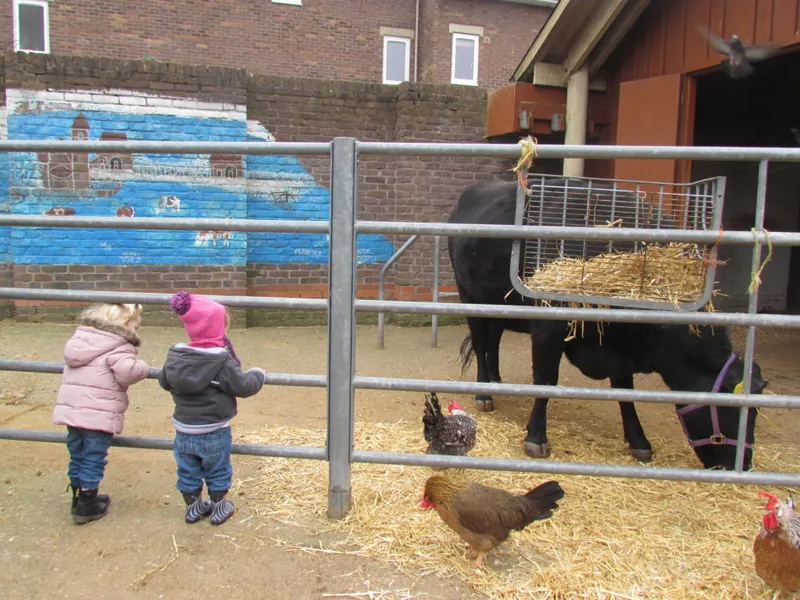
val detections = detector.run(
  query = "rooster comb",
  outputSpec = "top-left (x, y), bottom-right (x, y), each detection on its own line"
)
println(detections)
top-left (759, 491), bottom-right (779, 511)
top-left (169, 291), bottom-right (192, 316)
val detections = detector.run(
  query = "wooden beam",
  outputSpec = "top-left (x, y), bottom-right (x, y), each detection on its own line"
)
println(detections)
top-left (532, 62), bottom-right (608, 91)
top-left (589, 0), bottom-right (652, 75)
top-left (562, 0), bottom-right (629, 77)
top-left (511, 0), bottom-right (577, 82)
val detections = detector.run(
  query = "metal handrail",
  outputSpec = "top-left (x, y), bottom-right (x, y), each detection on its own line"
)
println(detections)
top-left (377, 235), bottom-right (418, 348)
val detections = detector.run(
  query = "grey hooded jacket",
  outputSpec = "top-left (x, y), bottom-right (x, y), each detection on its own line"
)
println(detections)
top-left (158, 344), bottom-right (266, 432)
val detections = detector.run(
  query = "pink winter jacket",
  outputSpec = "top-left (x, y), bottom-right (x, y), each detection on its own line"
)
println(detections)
top-left (52, 317), bottom-right (150, 434)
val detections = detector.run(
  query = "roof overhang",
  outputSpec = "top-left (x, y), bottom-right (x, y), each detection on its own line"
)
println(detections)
top-left (511, 0), bottom-right (651, 86)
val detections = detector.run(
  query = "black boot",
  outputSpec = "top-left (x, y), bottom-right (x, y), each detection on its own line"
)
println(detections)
top-left (68, 483), bottom-right (110, 516)
top-left (73, 488), bottom-right (108, 524)
top-left (181, 489), bottom-right (212, 524)
top-left (209, 490), bottom-right (235, 526)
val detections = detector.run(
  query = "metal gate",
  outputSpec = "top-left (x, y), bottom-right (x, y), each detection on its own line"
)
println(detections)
top-left (1, 137), bottom-right (800, 520)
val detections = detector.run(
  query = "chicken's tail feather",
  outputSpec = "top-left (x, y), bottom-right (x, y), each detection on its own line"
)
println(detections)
top-left (422, 392), bottom-right (444, 442)
top-left (523, 480), bottom-right (565, 521)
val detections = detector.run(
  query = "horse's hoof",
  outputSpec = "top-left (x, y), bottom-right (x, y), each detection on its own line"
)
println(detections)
top-left (630, 447), bottom-right (653, 463)
top-left (475, 398), bottom-right (495, 412)
top-left (523, 441), bottom-right (551, 459)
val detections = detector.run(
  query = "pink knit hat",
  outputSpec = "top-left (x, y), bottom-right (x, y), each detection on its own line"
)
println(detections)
top-left (169, 291), bottom-right (227, 348)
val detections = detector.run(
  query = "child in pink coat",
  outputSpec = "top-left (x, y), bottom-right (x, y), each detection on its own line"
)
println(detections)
top-left (53, 303), bottom-right (150, 524)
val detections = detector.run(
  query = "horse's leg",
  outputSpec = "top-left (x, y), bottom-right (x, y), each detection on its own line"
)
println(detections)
top-left (524, 327), bottom-right (564, 459)
top-left (485, 320), bottom-right (504, 384)
top-left (612, 375), bottom-right (653, 462)
top-left (466, 317), bottom-right (495, 412)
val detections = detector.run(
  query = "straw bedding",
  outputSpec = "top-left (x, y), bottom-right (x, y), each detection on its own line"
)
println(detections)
top-left (522, 243), bottom-right (711, 307)
top-left (236, 414), bottom-right (798, 600)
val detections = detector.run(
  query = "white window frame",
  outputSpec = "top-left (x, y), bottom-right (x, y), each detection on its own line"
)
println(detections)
top-left (451, 33), bottom-right (479, 86)
top-left (382, 36), bottom-right (410, 85)
top-left (13, 0), bottom-right (50, 54)
top-left (272, 0), bottom-right (302, 5)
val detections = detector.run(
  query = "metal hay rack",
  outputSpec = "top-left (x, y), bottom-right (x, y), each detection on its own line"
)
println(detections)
top-left (509, 174), bottom-right (726, 311)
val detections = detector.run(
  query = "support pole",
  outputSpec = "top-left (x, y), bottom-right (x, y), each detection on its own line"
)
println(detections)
top-left (327, 137), bottom-right (358, 519)
top-left (563, 66), bottom-right (589, 178)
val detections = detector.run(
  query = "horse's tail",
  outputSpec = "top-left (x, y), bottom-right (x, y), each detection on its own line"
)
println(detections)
top-left (459, 334), bottom-right (475, 374)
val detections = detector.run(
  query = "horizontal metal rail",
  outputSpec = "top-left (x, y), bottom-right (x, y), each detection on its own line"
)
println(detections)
top-left (2, 359), bottom-right (795, 409)
top-left (0, 428), bottom-right (326, 460)
top-left (0, 360), bottom-right (328, 387)
top-left (0, 288), bottom-right (328, 310)
top-left (0, 214), bottom-right (330, 233)
top-left (0, 139), bottom-right (800, 162)
top-left (357, 141), bottom-right (800, 162)
top-left (352, 450), bottom-right (800, 486)
top-left (0, 140), bottom-right (331, 155)
top-left (356, 222), bottom-right (799, 245)
top-left (4, 425), bottom-right (795, 486)
top-left (5, 285), bottom-right (800, 327)
top-left (352, 376), bottom-right (799, 409)
top-left (0, 139), bottom-right (798, 161)
top-left (356, 299), bottom-right (800, 326)
top-left (0, 213), bottom-right (794, 247)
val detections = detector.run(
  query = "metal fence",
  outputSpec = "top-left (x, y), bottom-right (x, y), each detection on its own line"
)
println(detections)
top-left (1, 138), bottom-right (800, 519)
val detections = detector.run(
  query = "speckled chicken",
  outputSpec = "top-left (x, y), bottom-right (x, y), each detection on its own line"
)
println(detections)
top-left (753, 491), bottom-right (800, 595)
top-left (422, 392), bottom-right (477, 456)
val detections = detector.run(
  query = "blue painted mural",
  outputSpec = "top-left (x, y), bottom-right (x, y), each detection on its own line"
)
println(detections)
top-left (1, 89), bottom-right (395, 266)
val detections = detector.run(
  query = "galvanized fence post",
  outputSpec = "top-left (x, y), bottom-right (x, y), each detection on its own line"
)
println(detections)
top-left (327, 137), bottom-right (358, 518)
top-left (735, 159), bottom-right (769, 471)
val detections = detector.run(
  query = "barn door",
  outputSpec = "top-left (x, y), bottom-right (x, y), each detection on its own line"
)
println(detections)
top-left (614, 73), bottom-right (684, 185)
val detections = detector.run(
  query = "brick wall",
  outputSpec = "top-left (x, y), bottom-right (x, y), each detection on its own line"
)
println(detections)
top-left (3, 1), bottom-right (550, 90)
top-left (419, 0), bottom-right (550, 90)
top-left (0, 52), bottom-right (513, 324)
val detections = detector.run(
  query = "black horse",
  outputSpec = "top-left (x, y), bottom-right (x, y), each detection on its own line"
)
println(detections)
top-left (448, 179), bottom-right (767, 470)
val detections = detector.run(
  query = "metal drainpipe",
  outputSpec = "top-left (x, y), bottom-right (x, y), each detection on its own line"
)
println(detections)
top-left (414, 0), bottom-right (420, 82)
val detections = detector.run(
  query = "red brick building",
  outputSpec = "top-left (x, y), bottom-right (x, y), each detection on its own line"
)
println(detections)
top-left (3, 0), bottom-right (554, 90)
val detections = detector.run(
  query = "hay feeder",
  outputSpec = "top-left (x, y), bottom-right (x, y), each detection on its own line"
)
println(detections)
top-left (509, 174), bottom-right (726, 311)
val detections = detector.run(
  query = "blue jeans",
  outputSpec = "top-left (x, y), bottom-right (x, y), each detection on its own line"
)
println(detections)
top-left (173, 427), bottom-right (233, 494)
top-left (66, 426), bottom-right (114, 490)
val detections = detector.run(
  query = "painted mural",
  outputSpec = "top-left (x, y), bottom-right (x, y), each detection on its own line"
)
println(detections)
top-left (1, 88), bottom-right (395, 266)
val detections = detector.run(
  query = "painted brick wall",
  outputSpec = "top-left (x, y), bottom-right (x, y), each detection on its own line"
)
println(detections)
top-left (1, 52), bottom-right (512, 323)
top-left (2, 1), bottom-right (550, 89)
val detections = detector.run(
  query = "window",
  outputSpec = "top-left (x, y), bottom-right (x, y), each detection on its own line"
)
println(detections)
top-left (383, 36), bottom-right (410, 85)
top-left (271, 0), bottom-right (301, 5)
top-left (451, 33), bottom-right (479, 86)
top-left (13, 0), bottom-right (49, 54)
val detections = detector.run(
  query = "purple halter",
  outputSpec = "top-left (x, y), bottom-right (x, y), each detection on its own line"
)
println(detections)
top-left (675, 352), bottom-right (752, 449)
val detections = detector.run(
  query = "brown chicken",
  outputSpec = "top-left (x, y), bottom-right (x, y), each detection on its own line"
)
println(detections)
top-left (753, 491), bottom-right (800, 595)
top-left (420, 473), bottom-right (565, 567)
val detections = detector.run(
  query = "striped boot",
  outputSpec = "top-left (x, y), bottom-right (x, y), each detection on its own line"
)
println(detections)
top-left (209, 490), bottom-right (235, 526)
top-left (181, 489), bottom-right (213, 524)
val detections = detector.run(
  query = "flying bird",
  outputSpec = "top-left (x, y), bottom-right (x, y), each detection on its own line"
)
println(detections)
top-left (698, 27), bottom-right (779, 79)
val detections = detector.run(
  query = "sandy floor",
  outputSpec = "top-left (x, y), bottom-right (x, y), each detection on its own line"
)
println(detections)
top-left (0, 321), bottom-right (798, 599)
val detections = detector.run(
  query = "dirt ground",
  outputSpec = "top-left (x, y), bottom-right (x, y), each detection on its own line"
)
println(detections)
top-left (0, 321), bottom-right (798, 600)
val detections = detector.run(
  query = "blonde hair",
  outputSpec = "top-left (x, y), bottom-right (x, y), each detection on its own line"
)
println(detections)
top-left (80, 303), bottom-right (143, 327)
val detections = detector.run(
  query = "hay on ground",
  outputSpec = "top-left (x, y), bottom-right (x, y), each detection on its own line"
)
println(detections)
top-left (235, 414), bottom-right (798, 600)
top-left (523, 243), bottom-right (711, 307)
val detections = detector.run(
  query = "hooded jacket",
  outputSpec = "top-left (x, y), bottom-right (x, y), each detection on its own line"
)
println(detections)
top-left (52, 317), bottom-right (150, 434)
top-left (157, 344), bottom-right (266, 433)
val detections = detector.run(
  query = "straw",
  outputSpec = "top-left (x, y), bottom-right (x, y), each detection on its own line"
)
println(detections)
top-left (523, 243), bottom-right (711, 307)
top-left (236, 415), bottom-right (795, 600)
